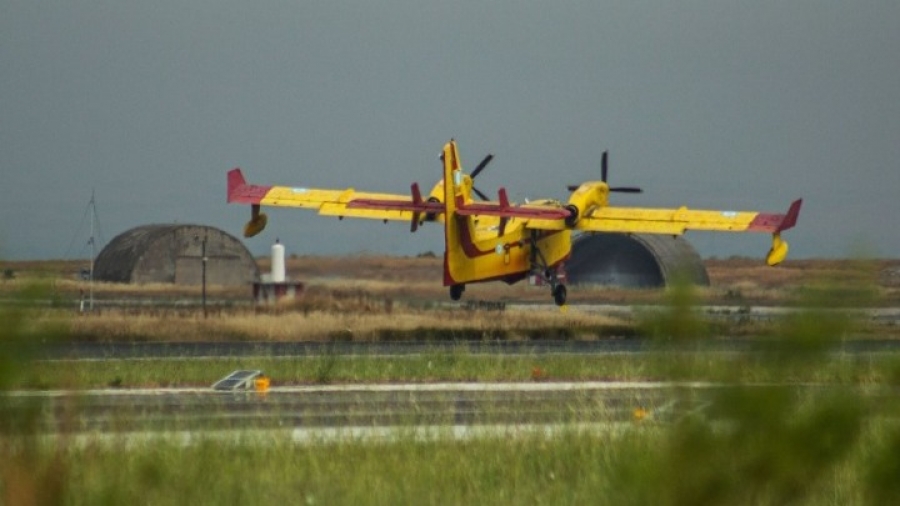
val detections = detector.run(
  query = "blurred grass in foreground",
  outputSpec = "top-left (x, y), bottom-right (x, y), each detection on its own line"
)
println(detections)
top-left (1, 283), bottom-right (69, 505)
top-left (4, 268), bottom-right (900, 504)
top-left (620, 268), bottom-right (900, 505)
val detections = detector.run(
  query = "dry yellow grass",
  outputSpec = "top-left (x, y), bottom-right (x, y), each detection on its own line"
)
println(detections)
top-left (5, 255), bottom-right (899, 303)
top-left (3, 255), bottom-right (898, 343)
top-left (59, 304), bottom-right (624, 342)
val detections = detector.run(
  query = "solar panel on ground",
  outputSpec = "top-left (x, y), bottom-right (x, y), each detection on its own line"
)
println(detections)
top-left (212, 370), bottom-right (263, 391)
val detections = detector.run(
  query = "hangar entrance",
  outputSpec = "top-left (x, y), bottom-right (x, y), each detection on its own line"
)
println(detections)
top-left (175, 256), bottom-right (244, 285)
top-left (94, 224), bottom-right (259, 286)
top-left (566, 233), bottom-right (709, 288)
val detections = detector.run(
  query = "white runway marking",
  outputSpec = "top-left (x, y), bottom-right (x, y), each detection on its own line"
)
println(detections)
top-left (4, 380), bottom-right (718, 398)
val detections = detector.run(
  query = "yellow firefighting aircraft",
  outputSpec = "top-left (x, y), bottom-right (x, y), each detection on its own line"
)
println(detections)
top-left (227, 139), bottom-right (801, 305)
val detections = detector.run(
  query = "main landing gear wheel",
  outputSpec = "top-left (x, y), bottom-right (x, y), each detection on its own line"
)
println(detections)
top-left (526, 230), bottom-right (568, 306)
top-left (450, 284), bottom-right (465, 301)
top-left (553, 284), bottom-right (567, 306)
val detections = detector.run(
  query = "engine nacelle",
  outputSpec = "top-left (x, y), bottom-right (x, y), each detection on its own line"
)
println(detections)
top-left (565, 182), bottom-right (609, 227)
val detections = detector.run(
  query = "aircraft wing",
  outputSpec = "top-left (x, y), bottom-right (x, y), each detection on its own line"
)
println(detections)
top-left (522, 199), bottom-right (802, 265)
top-left (522, 199), bottom-right (802, 235)
top-left (227, 168), bottom-right (443, 234)
top-left (574, 199), bottom-right (803, 235)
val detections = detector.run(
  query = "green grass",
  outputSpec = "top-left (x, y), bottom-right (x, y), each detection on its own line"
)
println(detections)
top-left (10, 351), bottom-right (900, 390)
top-left (6, 275), bottom-right (900, 504)
top-left (4, 418), bottom-right (898, 505)
top-left (18, 352), bottom-right (650, 389)
top-left (15, 428), bottom-right (643, 505)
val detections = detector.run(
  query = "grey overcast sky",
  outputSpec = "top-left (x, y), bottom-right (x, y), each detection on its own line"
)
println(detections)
top-left (2, 1), bottom-right (899, 261)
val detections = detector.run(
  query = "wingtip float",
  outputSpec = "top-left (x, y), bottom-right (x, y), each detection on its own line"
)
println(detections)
top-left (226, 140), bottom-right (802, 305)
top-left (764, 198), bottom-right (803, 266)
top-left (227, 168), bottom-right (269, 238)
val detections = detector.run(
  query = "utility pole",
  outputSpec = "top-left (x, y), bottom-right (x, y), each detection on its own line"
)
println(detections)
top-left (89, 189), bottom-right (95, 311)
top-left (201, 234), bottom-right (207, 318)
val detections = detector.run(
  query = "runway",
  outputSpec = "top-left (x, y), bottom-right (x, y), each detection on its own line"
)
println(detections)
top-left (8, 380), bottom-right (897, 448)
top-left (11, 302), bottom-right (899, 442)
top-left (5, 381), bottom-right (713, 436)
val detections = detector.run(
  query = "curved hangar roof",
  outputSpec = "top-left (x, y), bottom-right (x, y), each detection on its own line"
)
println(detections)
top-left (94, 224), bottom-right (259, 285)
top-left (566, 233), bottom-right (709, 288)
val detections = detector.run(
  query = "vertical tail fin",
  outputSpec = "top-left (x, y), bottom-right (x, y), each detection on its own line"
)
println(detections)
top-left (440, 139), bottom-right (494, 286)
top-left (442, 140), bottom-right (462, 213)
top-left (442, 140), bottom-right (465, 286)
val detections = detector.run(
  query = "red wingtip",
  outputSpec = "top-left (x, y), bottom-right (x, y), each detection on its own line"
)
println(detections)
top-left (226, 168), bottom-right (271, 204)
top-left (777, 198), bottom-right (802, 232)
top-left (227, 168), bottom-right (246, 203)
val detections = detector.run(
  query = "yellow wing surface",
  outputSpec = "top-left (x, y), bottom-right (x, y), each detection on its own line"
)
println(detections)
top-left (578, 205), bottom-right (797, 234)
top-left (523, 199), bottom-right (802, 265)
top-left (227, 168), bottom-right (443, 234)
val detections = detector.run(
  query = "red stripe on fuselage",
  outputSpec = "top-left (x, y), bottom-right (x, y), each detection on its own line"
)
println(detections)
top-left (456, 215), bottom-right (496, 258)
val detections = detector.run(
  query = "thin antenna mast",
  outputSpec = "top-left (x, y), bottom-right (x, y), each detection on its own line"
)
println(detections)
top-left (89, 188), bottom-right (95, 311)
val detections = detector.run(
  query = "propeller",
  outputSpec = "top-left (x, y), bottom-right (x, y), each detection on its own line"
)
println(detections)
top-left (600, 151), bottom-right (609, 183)
top-left (567, 151), bottom-right (643, 193)
top-left (469, 154), bottom-right (494, 201)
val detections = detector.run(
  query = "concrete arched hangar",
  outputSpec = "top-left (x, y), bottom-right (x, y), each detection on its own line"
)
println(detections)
top-left (566, 233), bottom-right (709, 288)
top-left (93, 224), bottom-right (259, 285)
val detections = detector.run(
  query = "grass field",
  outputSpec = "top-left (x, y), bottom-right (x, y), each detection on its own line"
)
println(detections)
top-left (3, 255), bottom-right (900, 306)
top-left (3, 256), bottom-right (900, 504)
top-left (2, 256), bottom-right (899, 345)
top-left (10, 418), bottom-right (899, 505)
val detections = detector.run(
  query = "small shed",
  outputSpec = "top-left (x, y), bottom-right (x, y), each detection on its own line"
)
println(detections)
top-left (566, 233), bottom-right (709, 288)
top-left (94, 224), bottom-right (259, 285)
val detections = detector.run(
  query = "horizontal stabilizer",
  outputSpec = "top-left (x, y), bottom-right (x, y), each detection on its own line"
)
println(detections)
top-left (456, 200), bottom-right (571, 221)
top-left (348, 183), bottom-right (446, 232)
top-left (347, 198), bottom-right (444, 214)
